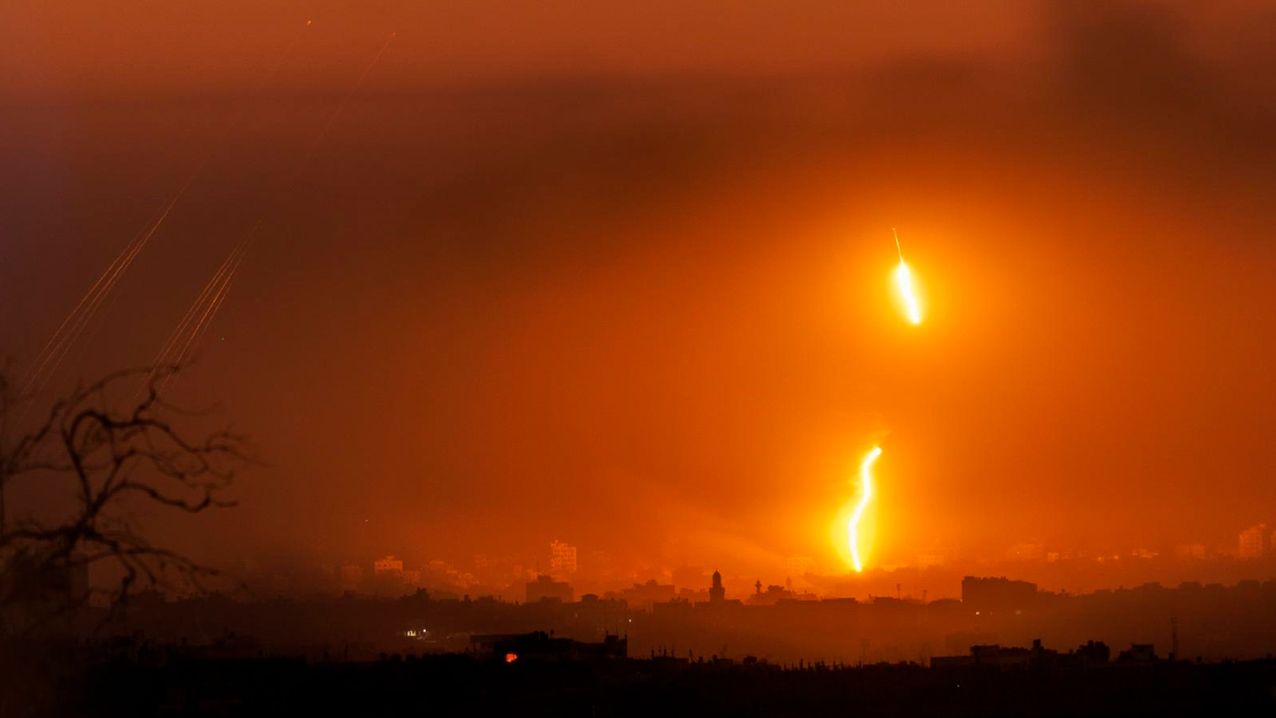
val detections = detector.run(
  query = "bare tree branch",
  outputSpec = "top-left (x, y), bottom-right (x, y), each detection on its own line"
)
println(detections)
top-left (0, 363), bottom-right (253, 635)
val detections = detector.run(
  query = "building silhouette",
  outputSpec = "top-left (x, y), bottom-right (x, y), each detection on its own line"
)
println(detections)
top-left (961, 576), bottom-right (1038, 613)
top-left (932, 638), bottom-right (1113, 669)
top-left (708, 570), bottom-right (725, 603)
top-left (526, 574), bottom-right (573, 603)
top-left (615, 579), bottom-right (675, 609)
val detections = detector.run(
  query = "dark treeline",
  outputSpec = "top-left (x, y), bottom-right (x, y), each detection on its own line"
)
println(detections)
top-left (84, 576), bottom-right (1276, 665)
top-left (10, 647), bottom-right (1276, 717)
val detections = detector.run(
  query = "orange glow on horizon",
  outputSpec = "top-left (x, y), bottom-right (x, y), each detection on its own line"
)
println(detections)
top-left (849, 446), bottom-right (882, 573)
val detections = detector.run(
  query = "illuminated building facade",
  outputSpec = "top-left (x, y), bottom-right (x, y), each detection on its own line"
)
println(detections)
top-left (374, 555), bottom-right (405, 574)
top-left (1238, 523), bottom-right (1270, 559)
top-left (549, 540), bottom-right (578, 578)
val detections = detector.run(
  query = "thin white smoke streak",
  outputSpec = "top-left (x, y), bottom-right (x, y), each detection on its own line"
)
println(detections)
top-left (152, 31), bottom-right (397, 392)
top-left (308, 31), bottom-right (397, 155)
top-left (154, 240), bottom-right (251, 392)
top-left (111, 25), bottom-right (383, 399)
top-left (22, 174), bottom-right (196, 406)
top-left (145, 249), bottom-right (240, 387)
top-left (155, 266), bottom-right (235, 393)
top-left (19, 233), bottom-right (147, 411)
top-left (22, 221), bottom-right (158, 390)
top-left (20, 226), bottom-right (151, 394)
top-left (178, 249), bottom-right (241, 358)
top-left (155, 235), bottom-right (248, 366)
top-left (179, 275), bottom-right (232, 364)
top-left (176, 245), bottom-right (247, 363)
top-left (59, 179), bottom-right (191, 340)
top-left (208, 20), bottom-right (314, 154)
top-left (264, 20), bottom-right (311, 78)
top-left (23, 21), bottom-right (313, 407)
top-left (23, 236), bottom-right (128, 369)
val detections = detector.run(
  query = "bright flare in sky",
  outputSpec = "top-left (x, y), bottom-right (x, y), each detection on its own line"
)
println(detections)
top-left (849, 446), bottom-right (882, 573)
top-left (893, 229), bottom-right (923, 325)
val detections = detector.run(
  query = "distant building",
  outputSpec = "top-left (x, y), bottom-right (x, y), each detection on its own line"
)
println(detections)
top-left (1174, 543), bottom-right (1207, 560)
top-left (1238, 523), bottom-right (1270, 559)
top-left (652, 597), bottom-right (695, 617)
top-left (747, 582), bottom-right (813, 606)
top-left (339, 564), bottom-right (365, 588)
top-left (549, 540), bottom-right (578, 578)
top-left (676, 586), bottom-right (711, 603)
top-left (374, 555), bottom-right (405, 574)
top-left (1117, 643), bottom-right (1158, 663)
top-left (617, 579), bottom-right (675, 609)
top-left (1074, 640), bottom-right (1111, 664)
top-left (708, 570), bottom-right (726, 604)
top-left (526, 574), bottom-right (573, 603)
top-left (1007, 542), bottom-right (1044, 561)
top-left (366, 556), bottom-right (412, 597)
top-left (961, 576), bottom-right (1038, 614)
top-left (932, 639), bottom-right (1110, 670)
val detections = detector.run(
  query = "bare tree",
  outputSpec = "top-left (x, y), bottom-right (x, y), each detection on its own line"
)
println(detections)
top-left (0, 365), bottom-right (252, 634)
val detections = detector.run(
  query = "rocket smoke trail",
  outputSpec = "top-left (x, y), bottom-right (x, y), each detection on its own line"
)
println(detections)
top-left (144, 28), bottom-right (398, 392)
top-left (308, 31), bottom-right (397, 153)
top-left (144, 237), bottom-right (252, 390)
top-left (175, 244), bottom-right (248, 364)
top-left (20, 20), bottom-right (314, 406)
top-left (20, 178), bottom-right (194, 402)
top-left (161, 30), bottom-right (398, 371)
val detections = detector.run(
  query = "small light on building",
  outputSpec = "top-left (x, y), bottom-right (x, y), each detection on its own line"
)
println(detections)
top-left (504, 652), bottom-right (519, 664)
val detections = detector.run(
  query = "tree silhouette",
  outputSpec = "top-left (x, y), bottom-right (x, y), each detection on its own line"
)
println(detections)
top-left (0, 365), bottom-right (251, 633)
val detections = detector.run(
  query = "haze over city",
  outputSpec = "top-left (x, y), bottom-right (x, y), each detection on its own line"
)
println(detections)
top-left (6, 1), bottom-right (1276, 602)
top-left (4, 3), bottom-right (1276, 714)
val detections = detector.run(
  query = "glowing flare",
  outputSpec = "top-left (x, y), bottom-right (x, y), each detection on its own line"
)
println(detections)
top-left (895, 261), bottom-right (922, 325)
top-left (892, 228), bottom-right (923, 325)
top-left (849, 446), bottom-right (882, 573)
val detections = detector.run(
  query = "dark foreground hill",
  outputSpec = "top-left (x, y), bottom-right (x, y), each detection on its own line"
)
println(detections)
top-left (9, 646), bottom-right (1276, 718)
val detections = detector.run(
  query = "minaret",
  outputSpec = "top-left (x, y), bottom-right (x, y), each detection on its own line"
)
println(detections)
top-left (709, 570), bottom-right (725, 603)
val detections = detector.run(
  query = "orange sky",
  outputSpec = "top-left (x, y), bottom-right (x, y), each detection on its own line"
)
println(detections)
top-left (3, 1), bottom-right (1276, 591)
